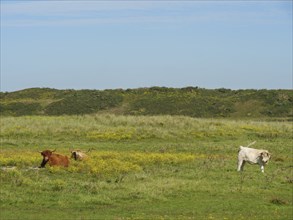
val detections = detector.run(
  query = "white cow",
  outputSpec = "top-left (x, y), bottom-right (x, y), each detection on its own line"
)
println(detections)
top-left (237, 141), bottom-right (271, 173)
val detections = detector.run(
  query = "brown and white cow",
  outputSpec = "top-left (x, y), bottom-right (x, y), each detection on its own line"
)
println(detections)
top-left (39, 149), bottom-right (70, 168)
top-left (237, 141), bottom-right (271, 173)
top-left (70, 149), bottom-right (88, 161)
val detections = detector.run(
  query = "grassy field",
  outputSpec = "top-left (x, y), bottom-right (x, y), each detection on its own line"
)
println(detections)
top-left (0, 114), bottom-right (292, 219)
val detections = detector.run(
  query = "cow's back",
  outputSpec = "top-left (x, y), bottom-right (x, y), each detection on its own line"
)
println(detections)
top-left (49, 154), bottom-right (70, 167)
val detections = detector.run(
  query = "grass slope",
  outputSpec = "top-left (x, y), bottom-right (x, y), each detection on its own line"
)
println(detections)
top-left (0, 114), bottom-right (292, 219)
top-left (1, 87), bottom-right (292, 119)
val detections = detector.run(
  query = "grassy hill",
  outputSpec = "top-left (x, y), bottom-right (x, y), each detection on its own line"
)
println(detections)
top-left (1, 87), bottom-right (292, 119)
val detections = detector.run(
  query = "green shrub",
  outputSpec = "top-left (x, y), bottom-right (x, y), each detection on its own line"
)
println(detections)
top-left (44, 90), bottom-right (123, 115)
top-left (0, 102), bottom-right (42, 116)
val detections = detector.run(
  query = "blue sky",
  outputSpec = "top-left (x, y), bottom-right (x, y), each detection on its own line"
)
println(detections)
top-left (1, 1), bottom-right (292, 92)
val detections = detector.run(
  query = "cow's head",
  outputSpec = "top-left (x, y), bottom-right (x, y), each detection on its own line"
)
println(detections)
top-left (260, 151), bottom-right (271, 164)
top-left (39, 149), bottom-right (56, 168)
top-left (70, 150), bottom-right (79, 160)
top-left (71, 149), bottom-right (90, 161)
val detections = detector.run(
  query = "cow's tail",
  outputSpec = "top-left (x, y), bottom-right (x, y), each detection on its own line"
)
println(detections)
top-left (247, 141), bottom-right (256, 147)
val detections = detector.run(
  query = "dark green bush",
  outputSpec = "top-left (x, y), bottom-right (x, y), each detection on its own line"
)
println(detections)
top-left (0, 102), bottom-right (42, 116)
top-left (44, 90), bottom-right (123, 115)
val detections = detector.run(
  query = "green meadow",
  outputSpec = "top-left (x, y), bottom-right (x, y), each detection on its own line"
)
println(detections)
top-left (0, 114), bottom-right (292, 219)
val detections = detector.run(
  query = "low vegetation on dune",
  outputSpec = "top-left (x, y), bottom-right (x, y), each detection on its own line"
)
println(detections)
top-left (1, 87), bottom-right (292, 119)
top-left (0, 114), bottom-right (292, 219)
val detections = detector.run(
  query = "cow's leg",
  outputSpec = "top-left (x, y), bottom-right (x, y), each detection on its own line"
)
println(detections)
top-left (260, 165), bottom-right (264, 173)
top-left (240, 161), bottom-right (246, 171)
top-left (237, 159), bottom-right (245, 171)
top-left (258, 161), bottom-right (265, 173)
